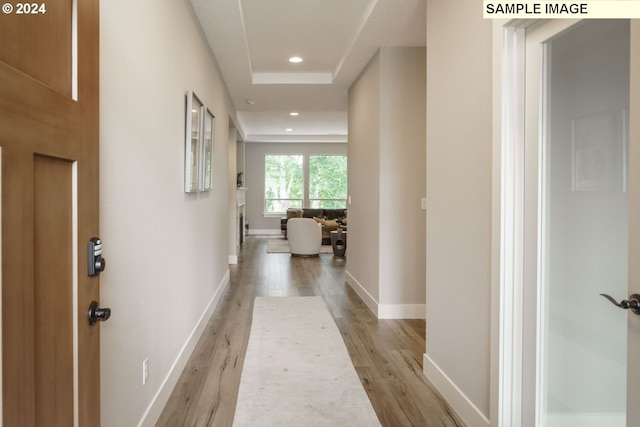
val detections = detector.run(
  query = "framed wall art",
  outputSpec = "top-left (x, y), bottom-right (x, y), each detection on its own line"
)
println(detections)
top-left (571, 109), bottom-right (626, 193)
top-left (185, 90), bottom-right (204, 193)
top-left (202, 108), bottom-right (215, 191)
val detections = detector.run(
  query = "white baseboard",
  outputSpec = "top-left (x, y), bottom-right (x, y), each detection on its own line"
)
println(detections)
top-left (248, 229), bottom-right (281, 235)
top-left (423, 353), bottom-right (489, 427)
top-left (345, 271), bottom-right (379, 317)
top-left (345, 271), bottom-right (426, 319)
top-left (137, 269), bottom-right (230, 427)
top-left (378, 304), bottom-right (425, 319)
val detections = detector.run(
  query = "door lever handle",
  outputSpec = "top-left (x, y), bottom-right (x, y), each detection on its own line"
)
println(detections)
top-left (600, 293), bottom-right (640, 315)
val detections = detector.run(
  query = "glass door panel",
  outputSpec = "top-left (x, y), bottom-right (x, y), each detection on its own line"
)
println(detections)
top-left (540, 20), bottom-right (630, 427)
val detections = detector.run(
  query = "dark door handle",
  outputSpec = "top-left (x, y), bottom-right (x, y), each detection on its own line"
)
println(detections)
top-left (600, 293), bottom-right (640, 315)
top-left (88, 301), bottom-right (111, 325)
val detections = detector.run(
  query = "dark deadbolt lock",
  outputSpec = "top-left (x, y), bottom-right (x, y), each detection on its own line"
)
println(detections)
top-left (88, 237), bottom-right (106, 277)
top-left (88, 301), bottom-right (111, 325)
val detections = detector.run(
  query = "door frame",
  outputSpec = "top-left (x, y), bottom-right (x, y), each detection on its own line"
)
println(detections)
top-left (491, 18), bottom-right (538, 427)
top-left (490, 19), bottom-right (526, 427)
top-left (491, 18), bottom-right (640, 427)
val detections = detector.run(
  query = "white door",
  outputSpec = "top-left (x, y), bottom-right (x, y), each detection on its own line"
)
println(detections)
top-left (516, 19), bottom-right (640, 427)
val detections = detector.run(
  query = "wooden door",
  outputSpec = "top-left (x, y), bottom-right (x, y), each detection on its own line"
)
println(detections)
top-left (0, 1), bottom-right (101, 426)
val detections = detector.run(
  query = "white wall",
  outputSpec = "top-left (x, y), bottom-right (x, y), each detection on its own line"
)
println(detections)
top-left (379, 47), bottom-right (426, 309)
top-left (347, 47), bottom-right (426, 318)
top-left (347, 52), bottom-right (382, 304)
top-left (424, 0), bottom-right (492, 425)
top-left (243, 142), bottom-right (348, 232)
top-left (99, 0), bottom-right (235, 425)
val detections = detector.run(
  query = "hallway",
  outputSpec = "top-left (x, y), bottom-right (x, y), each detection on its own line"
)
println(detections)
top-left (156, 237), bottom-right (463, 427)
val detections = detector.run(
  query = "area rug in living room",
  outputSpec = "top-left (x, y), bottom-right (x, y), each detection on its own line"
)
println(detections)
top-left (232, 297), bottom-right (381, 427)
top-left (266, 238), bottom-right (333, 254)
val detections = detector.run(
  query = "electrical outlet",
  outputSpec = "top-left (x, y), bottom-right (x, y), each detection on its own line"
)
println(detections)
top-left (142, 357), bottom-right (149, 385)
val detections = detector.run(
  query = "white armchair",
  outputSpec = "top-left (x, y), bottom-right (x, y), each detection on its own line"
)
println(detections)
top-left (287, 218), bottom-right (322, 256)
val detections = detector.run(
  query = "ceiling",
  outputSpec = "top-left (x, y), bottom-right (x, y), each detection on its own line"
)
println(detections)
top-left (190, 0), bottom-right (426, 143)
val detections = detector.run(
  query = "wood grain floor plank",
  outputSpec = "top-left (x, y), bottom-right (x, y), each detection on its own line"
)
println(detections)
top-left (156, 237), bottom-right (464, 427)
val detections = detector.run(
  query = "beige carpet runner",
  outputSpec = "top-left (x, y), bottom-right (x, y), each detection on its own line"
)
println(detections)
top-left (232, 297), bottom-right (382, 427)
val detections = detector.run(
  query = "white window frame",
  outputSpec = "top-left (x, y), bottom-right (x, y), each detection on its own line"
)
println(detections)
top-left (263, 153), bottom-right (347, 215)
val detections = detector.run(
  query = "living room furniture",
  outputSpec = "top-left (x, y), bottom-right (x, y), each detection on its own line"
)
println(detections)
top-left (287, 218), bottom-right (322, 256)
top-left (330, 229), bottom-right (347, 257)
top-left (281, 208), bottom-right (347, 244)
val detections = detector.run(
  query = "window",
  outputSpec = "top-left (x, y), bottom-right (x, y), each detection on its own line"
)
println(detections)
top-left (264, 154), bottom-right (347, 214)
top-left (264, 155), bottom-right (303, 213)
top-left (308, 155), bottom-right (347, 209)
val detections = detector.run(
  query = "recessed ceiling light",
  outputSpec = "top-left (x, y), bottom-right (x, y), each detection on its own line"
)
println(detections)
top-left (289, 56), bottom-right (303, 63)
top-left (245, 99), bottom-right (255, 105)
top-left (285, 128), bottom-right (293, 132)
top-left (289, 112), bottom-right (299, 116)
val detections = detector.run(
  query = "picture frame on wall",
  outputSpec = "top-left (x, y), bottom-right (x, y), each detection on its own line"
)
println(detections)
top-left (185, 90), bottom-right (204, 193)
top-left (202, 108), bottom-right (215, 191)
top-left (571, 109), bottom-right (625, 193)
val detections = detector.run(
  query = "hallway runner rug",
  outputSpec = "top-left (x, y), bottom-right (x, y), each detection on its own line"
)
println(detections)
top-left (232, 296), bottom-right (382, 427)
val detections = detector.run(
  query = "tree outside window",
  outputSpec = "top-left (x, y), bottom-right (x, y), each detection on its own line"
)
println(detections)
top-left (309, 155), bottom-right (347, 209)
top-left (264, 154), bottom-right (347, 214)
top-left (264, 155), bottom-right (303, 213)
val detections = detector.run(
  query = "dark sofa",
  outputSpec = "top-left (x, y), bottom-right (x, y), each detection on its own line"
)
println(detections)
top-left (281, 208), bottom-right (347, 244)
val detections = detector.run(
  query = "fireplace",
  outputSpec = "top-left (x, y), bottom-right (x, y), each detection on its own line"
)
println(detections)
top-left (237, 188), bottom-right (247, 249)
top-left (239, 212), bottom-right (244, 246)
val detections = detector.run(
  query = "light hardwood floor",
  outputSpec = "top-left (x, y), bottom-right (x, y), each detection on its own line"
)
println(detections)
top-left (156, 236), bottom-right (464, 427)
